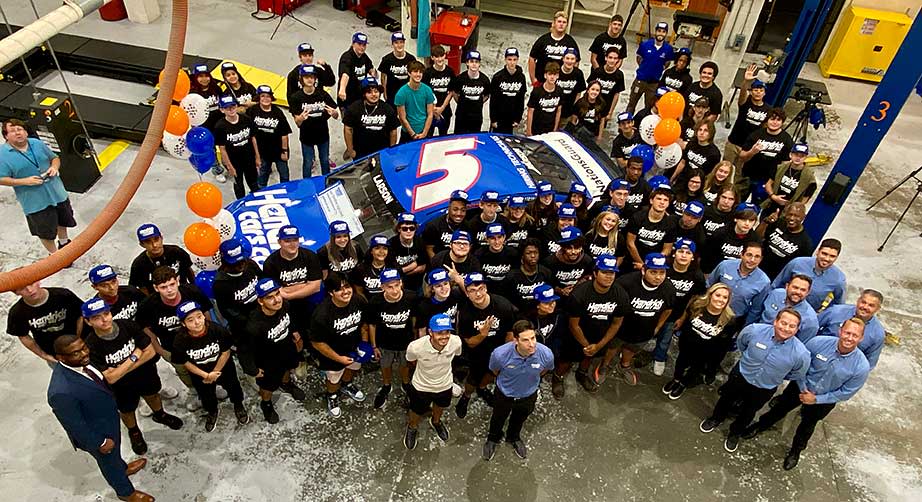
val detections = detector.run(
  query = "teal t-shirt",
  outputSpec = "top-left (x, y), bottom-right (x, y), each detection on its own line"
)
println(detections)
top-left (394, 83), bottom-right (436, 135)
top-left (0, 138), bottom-right (67, 214)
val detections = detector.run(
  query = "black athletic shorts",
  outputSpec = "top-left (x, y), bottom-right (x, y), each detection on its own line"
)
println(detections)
top-left (409, 386), bottom-right (453, 415)
top-left (25, 199), bottom-right (76, 240)
top-left (560, 333), bottom-right (612, 363)
top-left (111, 362), bottom-right (162, 413)
top-left (256, 351), bottom-right (299, 392)
top-left (465, 356), bottom-right (492, 386)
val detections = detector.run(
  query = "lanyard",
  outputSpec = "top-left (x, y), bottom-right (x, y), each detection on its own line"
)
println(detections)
top-left (15, 144), bottom-right (39, 170)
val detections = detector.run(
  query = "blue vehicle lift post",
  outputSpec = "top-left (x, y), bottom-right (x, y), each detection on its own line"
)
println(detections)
top-left (765, 0), bottom-right (837, 107)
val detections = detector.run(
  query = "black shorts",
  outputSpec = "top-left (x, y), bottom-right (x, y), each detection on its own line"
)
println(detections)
top-left (409, 386), bottom-right (453, 415)
top-left (112, 362), bottom-right (162, 413)
top-left (256, 351), bottom-right (300, 392)
top-left (465, 357), bottom-right (492, 386)
top-left (560, 333), bottom-right (611, 363)
top-left (25, 199), bottom-right (76, 240)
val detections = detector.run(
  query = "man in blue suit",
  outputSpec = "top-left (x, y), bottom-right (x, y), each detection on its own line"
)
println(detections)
top-left (47, 335), bottom-right (155, 501)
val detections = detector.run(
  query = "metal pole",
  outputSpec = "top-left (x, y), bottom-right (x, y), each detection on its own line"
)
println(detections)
top-left (0, 0), bottom-right (108, 69)
top-left (765, 0), bottom-right (836, 107)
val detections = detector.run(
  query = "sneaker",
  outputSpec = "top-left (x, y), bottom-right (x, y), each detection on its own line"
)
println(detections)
top-left (476, 387), bottom-right (495, 407)
top-left (668, 382), bottom-right (686, 400)
top-left (216, 172), bottom-right (227, 183)
top-left (404, 426), bottom-right (418, 450)
top-left (138, 400), bottom-right (154, 417)
top-left (551, 373), bottom-right (565, 400)
top-left (373, 385), bottom-right (391, 409)
top-left (234, 402), bottom-right (250, 425)
top-left (575, 370), bottom-right (598, 393)
top-left (724, 435), bottom-right (740, 453)
top-left (215, 386), bottom-right (228, 400)
top-left (510, 439), bottom-right (527, 459)
top-left (56, 239), bottom-right (71, 250)
top-left (662, 379), bottom-right (679, 395)
top-left (185, 395), bottom-right (201, 412)
top-left (261, 400), bottom-right (280, 424)
top-left (482, 440), bottom-right (498, 460)
top-left (341, 382), bottom-right (366, 402)
top-left (128, 428), bottom-right (147, 455)
top-left (703, 374), bottom-right (716, 386)
top-left (429, 417), bottom-right (450, 442)
top-left (160, 385), bottom-right (179, 400)
top-left (653, 361), bottom-right (666, 376)
top-left (699, 417), bottom-right (721, 433)
top-left (783, 449), bottom-right (801, 470)
top-left (280, 381), bottom-right (306, 401)
top-left (204, 412), bottom-right (218, 432)
top-left (619, 365), bottom-right (638, 386)
top-left (593, 363), bottom-right (609, 385)
top-left (742, 425), bottom-right (762, 440)
top-left (326, 393), bottom-right (342, 418)
top-left (151, 411), bottom-right (184, 430)
top-left (410, 25), bottom-right (418, 39)
top-left (455, 395), bottom-right (470, 418)
top-left (451, 383), bottom-right (463, 398)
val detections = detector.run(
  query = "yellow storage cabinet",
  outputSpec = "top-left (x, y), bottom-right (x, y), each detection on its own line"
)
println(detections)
top-left (819, 6), bottom-right (912, 83)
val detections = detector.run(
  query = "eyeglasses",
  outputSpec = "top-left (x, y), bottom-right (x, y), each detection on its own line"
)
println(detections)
top-left (399, 226), bottom-right (416, 231)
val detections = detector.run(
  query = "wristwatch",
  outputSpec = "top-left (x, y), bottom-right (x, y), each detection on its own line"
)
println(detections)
top-left (129, 354), bottom-right (139, 363)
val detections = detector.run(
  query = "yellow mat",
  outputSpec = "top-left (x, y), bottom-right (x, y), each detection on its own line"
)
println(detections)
top-left (212, 60), bottom-right (290, 108)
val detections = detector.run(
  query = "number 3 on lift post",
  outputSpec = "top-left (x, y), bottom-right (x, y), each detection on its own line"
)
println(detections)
top-left (411, 137), bottom-right (482, 212)
top-left (870, 100), bottom-right (889, 122)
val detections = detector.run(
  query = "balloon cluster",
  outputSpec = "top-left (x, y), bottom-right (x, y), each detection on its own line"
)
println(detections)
top-left (181, 180), bottom-right (245, 299)
top-left (631, 91), bottom-right (686, 176)
top-left (158, 69), bottom-right (217, 174)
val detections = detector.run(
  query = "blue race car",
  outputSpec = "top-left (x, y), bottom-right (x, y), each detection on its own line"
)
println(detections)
top-left (227, 130), bottom-right (622, 265)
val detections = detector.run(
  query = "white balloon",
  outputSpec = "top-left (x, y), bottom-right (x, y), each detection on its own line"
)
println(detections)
top-left (192, 250), bottom-right (222, 271)
top-left (180, 93), bottom-right (209, 127)
top-left (162, 132), bottom-right (191, 159)
top-left (639, 114), bottom-right (661, 146)
top-left (206, 209), bottom-right (237, 242)
top-left (655, 143), bottom-right (683, 170)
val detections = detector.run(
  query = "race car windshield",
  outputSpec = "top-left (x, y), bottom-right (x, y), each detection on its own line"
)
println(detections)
top-left (326, 154), bottom-right (407, 242)
top-left (498, 136), bottom-right (576, 193)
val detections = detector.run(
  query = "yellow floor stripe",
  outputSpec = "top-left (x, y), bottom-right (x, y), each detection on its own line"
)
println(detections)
top-left (96, 140), bottom-right (130, 172)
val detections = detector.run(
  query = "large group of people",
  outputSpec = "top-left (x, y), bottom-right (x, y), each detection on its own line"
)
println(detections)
top-left (0, 11), bottom-right (886, 502)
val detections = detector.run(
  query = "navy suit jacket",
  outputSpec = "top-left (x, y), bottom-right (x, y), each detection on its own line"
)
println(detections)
top-left (46, 363), bottom-right (120, 453)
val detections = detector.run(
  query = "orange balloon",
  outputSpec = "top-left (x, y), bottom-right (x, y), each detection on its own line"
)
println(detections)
top-left (186, 182), bottom-right (223, 219)
top-left (164, 105), bottom-right (190, 135)
top-left (184, 222), bottom-right (221, 257)
top-left (159, 69), bottom-right (191, 101)
top-left (657, 91), bottom-right (686, 120)
top-left (653, 118), bottom-right (682, 147)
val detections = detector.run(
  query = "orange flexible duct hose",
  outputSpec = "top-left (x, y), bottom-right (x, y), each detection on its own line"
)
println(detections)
top-left (0, 0), bottom-right (188, 292)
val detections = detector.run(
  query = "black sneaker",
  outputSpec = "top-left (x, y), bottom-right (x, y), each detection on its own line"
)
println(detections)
top-left (326, 393), bottom-right (342, 418)
top-left (455, 395), bottom-right (470, 418)
top-left (703, 374), bottom-right (716, 386)
top-left (373, 385), bottom-right (391, 409)
top-left (341, 382), bottom-right (366, 402)
top-left (699, 417), bottom-right (721, 433)
top-left (128, 428), bottom-right (147, 455)
top-left (482, 440), bottom-right (498, 460)
top-left (510, 439), bottom-right (527, 459)
top-left (404, 426), bottom-right (418, 450)
top-left (234, 402), bottom-right (250, 425)
top-left (151, 411), bottom-right (184, 430)
top-left (280, 381), bottom-right (306, 401)
top-left (429, 417), bottom-right (450, 442)
top-left (662, 379), bottom-right (679, 395)
top-left (575, 370), bottom-right (598, 393)
top-left (742, 425), bottom-right (763, 440)
top-left (668, 382), bottom-right (687, 400)
top-left (783, 449), bottom-right (801, 470)
top-left (476, 387), bottom-right (495, 407)
top-left (260, 400), bottom-right (280, 424)
top-left (204, 412), bottom-right (218, 432)
top-left (724, 435), bottom-right (740, 453)
top-left (551, 373), bottom-right (565, 400)
top-left (57, 239), bottom-right (71, 250)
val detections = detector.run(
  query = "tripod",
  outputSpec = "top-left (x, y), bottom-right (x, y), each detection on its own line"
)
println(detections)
top-left (269, 4), bottom-right (316, 40)
top-left (625, 0), bottom-right (653, 40)
top-left (865, 165), bottom-right (922, 252)
top-left (783, 99), bottom-right (819, 144)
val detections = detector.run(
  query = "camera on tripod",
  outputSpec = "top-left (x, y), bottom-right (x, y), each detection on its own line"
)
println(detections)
top-left (793, 86), bottom-right (825, 104)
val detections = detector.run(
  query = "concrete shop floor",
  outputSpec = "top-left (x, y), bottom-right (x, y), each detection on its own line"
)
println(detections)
top-left (0, 1), bottom-right (920, 501)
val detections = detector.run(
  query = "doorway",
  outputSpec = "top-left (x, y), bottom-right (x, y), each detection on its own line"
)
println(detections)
top-left (746, 0), bottom-right (848, 61)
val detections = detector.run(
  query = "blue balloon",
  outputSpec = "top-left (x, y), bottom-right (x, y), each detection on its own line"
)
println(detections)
top-left (186, 126), bottom-right (215, 156)
top-left (631, 144), bottom-right (655, 174)
top-left (190, 151), bottom-right (216, 174)
top-left (194, 270), bottom-right (217, 299)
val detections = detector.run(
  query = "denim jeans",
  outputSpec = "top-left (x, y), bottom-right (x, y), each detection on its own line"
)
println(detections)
top-left (652, 321), bottom-right (676, 363)
top-left (301, 141), bottom-right (330, 178)
top-left (258, 158), bottom-right (290, 188)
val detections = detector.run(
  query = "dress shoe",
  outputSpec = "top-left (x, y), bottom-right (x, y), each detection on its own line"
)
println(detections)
top-left (125, 458), bottom-right (147, 476)
top-left (118, 490), bottom-right (155, 501)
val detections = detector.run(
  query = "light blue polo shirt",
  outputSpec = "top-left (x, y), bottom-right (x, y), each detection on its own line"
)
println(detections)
top-left (0, 138), bottom-right (67, 214)
top-left (394, 82), bottom-right (436, 135)
top-left (489, 341), bottom-right (554, 398)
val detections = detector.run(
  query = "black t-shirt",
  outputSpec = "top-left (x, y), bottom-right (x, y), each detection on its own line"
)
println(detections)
top-left (338, 48), bottom-right (375, 106)
top-left (741, 129), bottom-right (794, 181)
top-left (615, 271), bottom-right (675, 343)
top-left (542, 253), bottom-right (594, 290)
top-left (701, 205), bottom-right (733, 238)
top-left (626, 179), bottom-right (652, 212)
top-left (422, 216), bottom-right (465, 256)
top-left (610, 131), bottom-right (642, 160)
top-left (675, 220), bottom-right (707, 248)
top-left (528, 85), bottom-right (563, 133)
top-left (389, 235), bottom-right (427, 291)
top-left (774, 164), bottom-right (817, 202)
top-left (378, 52), bottom-right (417, 103)
top-left (6, 287), bottom-right (83, 354)
top-left (137, 285), bottom-right (213, 353)
top-left (247, 302), bottom-right (298, 369)
top-left (85, 321), bottom-right (153, 387)
top-left (430, 250), bottom-right (482, 283)
top-left (529, 32), bottom-right (580, 82)
top-left (585, 232), bottom-right (618, 259)
top-left (423, 65), bottom-right (455, 117)
top-left (474, 246), bottom-right (519, 285)
top-left (686, 310), bottom-right (734, 341)
top-left (505, 221), bottom-right (535, 250)
top-left (573, 96), bottom-right (608, 136)
top-left (660, 66), bottom-right (692, 96)
top-left (128, 245), bottom-right (193, 292)
top-left (565, 281), bottom-right (630, 344)
top-left (172, 323), bottom-right (232, 371)
top-left (530, 311), bottom-right (562, 344)
top-left (680, 116), bottom-right (698, 144)
top-left (489, 67), bottom-right (527, 124)
top-left (286, 62), bottom-right (336, 103)
top-left (500, 265), bottom-right (554, 312)
top-left (760, 221), bottom-right (814, 279)
top-left (369, 291), bottom-right (418, 351)
top-left (457, 294), bottom-right (519, 360)
top-left (225, 82), bottom-right (258, 106)
top-left (728, 97), bottom-right (769, 146)
top-left (701, 227), bottom-right (759, 273)
top-left (310, 296), bottom-right (365, 368)
top-left (666, 267), bottom-right (706, 321)
top-left (317, 244), bottom-right (365, 277)
top-left (415, 290), bottom-right (465, 330)
top-left (465, 214), bottom-right (510, 249)
top-left (538, 223), bottom-right (564, 257)
top-left (451, 71), bottom-right (491, 122)
top-left (107, 285), bottom-right (147, 322)
top-left (682, 142), bottom-right (721, 176)
top-left (589, 32), bottom-right (627, 61)
top-left (627, 210), bottom-right (677, 258)
top-left (587, 67), bottom-right (625, 112)
top-left (214, 114), bottom-right (257, 167)
top-left (686, 82), bottom-right (723, 117)
top-left (343, 99), bottom-right (400, 157)
top-left (350, 261), bottom-right (392, 300)
top-left (289, 88), bottom-right (337, 146)
top-left (246, 104), bottom-right (292, 161)
top-left (212, 261), bottom-right (263, 331)
top-left (556, 67), bottom-right (586, 118)
top-left (262, 248), bottom-right (322, 319)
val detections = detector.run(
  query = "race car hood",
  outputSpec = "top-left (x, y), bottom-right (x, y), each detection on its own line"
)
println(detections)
top-left (532, 131), bottom-right (614, 199)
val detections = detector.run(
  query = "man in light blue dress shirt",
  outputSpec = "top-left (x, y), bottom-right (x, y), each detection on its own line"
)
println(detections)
top-left (707, 243), bottom-right (771, 327)
top-left (815, 289), bottom-right (885, 369)
top-left (746, 274), bottom-right (819, 341)
top-left (772, 239), bottom-right (846, 311)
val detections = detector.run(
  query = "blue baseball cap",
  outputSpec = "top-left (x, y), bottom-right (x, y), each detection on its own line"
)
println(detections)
top-left (674, 237), bottom-right (696, 253)
top-left (278, 225), bottom-right (300, 240)
top-left (426, 267), bottom-right (450, 285)
top-left (595, 254), bottom-right (619, 272)
top-left (534, 284), bottom-right (560, 303)
top-left (655, 22), bottom-right (669, 31)
top-left (88, 264), bottom-right (117, 285)
top-left (297, 42), bottom-right (314, 53)
top-left (644, 253), bottom-right (669, 270)
top-left (136, 223), bottom-right (161, 242)
top-left (218, 95), bottom-right (238, 108)
top-left (558, 203), bottom-right (577, 219)
top-left (429, 313), bottom-right (454, 332)
top-left (391, 32), bottom-right (406, 43)
top-left (507, 195), bottom-right (528, 208)
top-left (653, 182), bottom-right (673, 193)
top-left (684, 200), bottom-right (706, 217)
top-left (220, 62), bottom-right (238, 74)
top-left (191, 63), bottom-right (209, 75)
top-left (451, 230), bottom-right (471, 243)
top-left (81, 297), bottom-right (110, 318)
top-left (656, 86), bottom-right (669, 97)
top-left (537, 181), bottom-right (555, 196)
top-left (649, 175), bottom-right (670, 190)
top-left (255, 277), bottom-right (281, 298)
top-left (397, 213), bottom-right (417, 225)
top-left (361, 76), bottom-right (383, 92)
top-left (792, 143), bottom-right (809, 155)
top-left (558, 226), bottom-right (582, 244)
top-left (350, 341), bottom-right (375, 363)
top-left (617, 111), bottom-right (634, 122)
top-left (486, 224), bottom-right (505, 237)
top-left (466, 50), bottom-right (482, 62)
top-left (352, 32), bottom-right (369, 44)
top-left (481, 190), bottom-right (501, 203)
top-left (751, 79), bottom-right (766, 89)
top-left (379, 268), bottom-right (401, 284)
top-left (450, 189), bottom-right (470, 203)
top-left (563, 47), bottom-right (578, 57)
top-left (569, 182), bottom-right (589, 196)
top-left (299, 64), bottom-right (317, 76)
top-left (608, 178), bottom-right (630, 192)
top-left (677, 47), bottom-right (692, 56)
top-left (370, 234), bottom-right (390, 248)
top-left (220, 238), bottom-right (249, 264)
top-left (256, 84), bottom-right (274, 97)
top-left (599, 204), bottom-right (620, 215)
top-left (464, 272), bottom-right (486, 287)
top-left (736, 202), bottom-right (760, 216)
top-left (505, 47), bottom-right (519, 58)
top-left (175, 300), bottom-right (202, 321)
top-left (329, 220), bottom-right (350, 235)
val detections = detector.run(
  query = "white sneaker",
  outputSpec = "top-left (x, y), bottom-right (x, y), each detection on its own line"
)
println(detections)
top-left (138, 400), bottom-right (154, 417)
top-left (653, 361), bottom-right (666, 376)
top-left (216, 172), bottom-right (227, 183)
top-left (215, 386), bottom-right (228, 400)
top-left (451, 383), bottom-right (463, 398)
top-left (160, 385), bottom-right (179, 399)
top-left (185, 394), bottom-right (202, 412)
